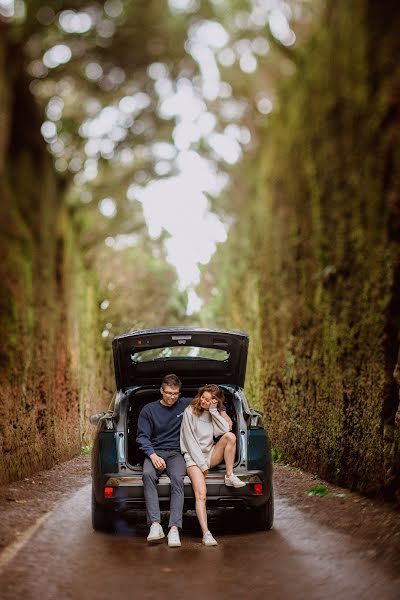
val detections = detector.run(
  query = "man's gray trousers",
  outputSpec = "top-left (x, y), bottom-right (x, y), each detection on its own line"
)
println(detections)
top-left (142, 450), bottom-right (186, 528)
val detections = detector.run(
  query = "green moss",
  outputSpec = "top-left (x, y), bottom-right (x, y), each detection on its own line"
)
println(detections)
top-left (204, 0), bottom-right (400, 499)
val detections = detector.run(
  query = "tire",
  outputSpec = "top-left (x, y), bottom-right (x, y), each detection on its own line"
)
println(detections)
top-left (91, 489), bottom-right (116, 532)
top-left (250, 484), bottom-right (274, 530)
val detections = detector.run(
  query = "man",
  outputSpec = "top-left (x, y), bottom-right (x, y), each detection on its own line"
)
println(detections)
top-left (136, 373), bottom-right (190, 547)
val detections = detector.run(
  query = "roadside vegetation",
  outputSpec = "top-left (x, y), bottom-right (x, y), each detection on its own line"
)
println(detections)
top-left (199, 1), bottom-right (400, 500)
top-left (0, 1), bottom-right (398, 504)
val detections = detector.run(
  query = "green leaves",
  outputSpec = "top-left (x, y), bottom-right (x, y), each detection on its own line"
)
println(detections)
top-left (306, 485), bottom-right (331, 497)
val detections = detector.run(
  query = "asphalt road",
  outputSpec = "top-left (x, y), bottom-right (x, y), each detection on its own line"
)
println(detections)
top-left (0, 484), bottom-right (399, 600)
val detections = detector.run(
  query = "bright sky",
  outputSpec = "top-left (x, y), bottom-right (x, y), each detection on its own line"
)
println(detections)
top-left (132, 152), bottom-right (229, 313)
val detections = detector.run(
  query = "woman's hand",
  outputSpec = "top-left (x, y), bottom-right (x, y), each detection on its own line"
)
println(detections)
top-left (200, 392), bottom-right (218, 411)
top-left (202, 469), bottom-right (209, 476)
top-left (209, 398), bottom-right (218, 410)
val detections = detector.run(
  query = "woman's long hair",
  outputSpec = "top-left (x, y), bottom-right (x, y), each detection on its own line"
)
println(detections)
top-left (191, 384), bottom-right (225, 417)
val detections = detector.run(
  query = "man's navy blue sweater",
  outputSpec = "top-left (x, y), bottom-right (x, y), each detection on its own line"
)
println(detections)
top-left (136, 397), bottom-right (191, 457)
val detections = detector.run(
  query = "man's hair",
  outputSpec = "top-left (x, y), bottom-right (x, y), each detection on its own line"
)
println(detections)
top-left (162, 374), bottom-right (182, 389)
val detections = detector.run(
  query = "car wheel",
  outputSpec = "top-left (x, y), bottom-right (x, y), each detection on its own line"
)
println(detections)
top-left (250, 484), bottom-right (274, 530)
top-left (92, 488), bottom-right (115, 532)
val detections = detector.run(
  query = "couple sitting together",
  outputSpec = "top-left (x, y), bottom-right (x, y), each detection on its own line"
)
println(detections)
top-left (136, 373), bottom-right (245, 548)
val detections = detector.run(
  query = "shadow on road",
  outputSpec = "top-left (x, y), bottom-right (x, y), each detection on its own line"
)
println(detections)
top-left (109, 507), bottom-right (265, 539)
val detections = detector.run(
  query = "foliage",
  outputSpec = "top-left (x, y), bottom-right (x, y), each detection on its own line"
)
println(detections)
top-left (95, 235), bottom-right (190, 339)
top-left (0, 0), bottom-right (319, 484)
top-left (201, 0), bottom-right (400, 499)
top-left (7, 0), bottom-right (398, 500)
top-left (2, 0), bottom-right (318, 313)
top-left (306, 484), bottom-right (331, 497)
top-left (0, 140), bottom-right (107, 482)
top-left (1, 0), bottom-right (317, 238)
top-left (80, 443), bottom-right (93, 455)
top-left (271, 447), bottom-right (283, 463)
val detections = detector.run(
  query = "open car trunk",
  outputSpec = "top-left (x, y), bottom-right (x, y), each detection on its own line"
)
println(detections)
top-left (113, 328), bottom-right (249, 390)
top-left (126, 387), bottom-right (239, 470)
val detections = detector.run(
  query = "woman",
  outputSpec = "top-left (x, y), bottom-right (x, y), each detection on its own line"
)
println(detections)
top-left (180, 384), bottom-right (245, 546)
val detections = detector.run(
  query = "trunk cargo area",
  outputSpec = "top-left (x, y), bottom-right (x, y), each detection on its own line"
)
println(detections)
top-left (126, 387), bottom-right (239, 470)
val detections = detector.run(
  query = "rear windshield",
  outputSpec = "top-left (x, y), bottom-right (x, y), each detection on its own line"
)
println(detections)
top-left (130, 346), bottom-right (229, 363)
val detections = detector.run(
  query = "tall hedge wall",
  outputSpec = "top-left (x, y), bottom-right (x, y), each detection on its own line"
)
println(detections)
top-left (0, 33), bottom-right (108, 484)
top-left (203, 0), bottom-right (400, 498)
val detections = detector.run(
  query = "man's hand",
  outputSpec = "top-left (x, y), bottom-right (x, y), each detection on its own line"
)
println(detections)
top-left (149, 453), bottom-right (166, 471)
top-left (221, 410), bottom-right (232, 430)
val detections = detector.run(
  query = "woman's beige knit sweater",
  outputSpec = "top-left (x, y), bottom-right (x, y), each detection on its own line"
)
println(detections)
top-left (180, 404), bottom-right (230, 472)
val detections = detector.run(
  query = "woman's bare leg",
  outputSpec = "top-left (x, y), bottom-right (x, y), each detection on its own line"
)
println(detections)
top-left (209, 432), bottom-right (236, 476)
top-left (187, 465), bottom-right (209, 534)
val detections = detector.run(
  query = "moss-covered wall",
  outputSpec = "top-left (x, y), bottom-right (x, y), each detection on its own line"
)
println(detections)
top-left (0, 35), bottom-right (108, 485)
top-left (204, 0), bottom-right (400, 498)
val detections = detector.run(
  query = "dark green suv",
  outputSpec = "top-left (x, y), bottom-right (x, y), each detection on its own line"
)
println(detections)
top-left (90, 327), bottom-right (274, 532)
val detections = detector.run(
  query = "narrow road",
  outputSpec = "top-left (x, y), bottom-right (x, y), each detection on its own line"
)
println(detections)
top-left (0, 483), bottom-right (398, 600)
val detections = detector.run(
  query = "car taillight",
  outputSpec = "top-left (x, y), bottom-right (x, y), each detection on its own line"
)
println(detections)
top-left (253, 483), bottom-right (263, 495)
top-left (104, 487), bottom-right (113, 498)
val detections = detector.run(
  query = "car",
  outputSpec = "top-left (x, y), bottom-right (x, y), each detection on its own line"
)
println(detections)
top-left (90, 327), bottom-right (274, 532)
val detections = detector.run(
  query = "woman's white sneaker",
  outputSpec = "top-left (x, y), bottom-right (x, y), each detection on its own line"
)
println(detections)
top-left (202, 531), bottom-right (218, 546)
top-left (224, 473), bottom-right (246, 488)
top-left (147, 523), bottom-right (165, 544)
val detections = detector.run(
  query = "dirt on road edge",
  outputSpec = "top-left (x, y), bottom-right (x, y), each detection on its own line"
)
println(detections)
top-left (0, 456), bottom-right (399, 576)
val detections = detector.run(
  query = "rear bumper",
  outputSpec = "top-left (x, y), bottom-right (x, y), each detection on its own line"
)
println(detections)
top-left (95, 471), bottom-right (271, 512)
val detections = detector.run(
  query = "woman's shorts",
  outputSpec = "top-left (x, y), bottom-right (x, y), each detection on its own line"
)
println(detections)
top-left (184, 446), bottom-right (215, 469)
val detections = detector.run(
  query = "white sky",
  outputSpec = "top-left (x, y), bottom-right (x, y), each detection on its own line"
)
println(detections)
top-left (132, 152), bottom-right (229, 314)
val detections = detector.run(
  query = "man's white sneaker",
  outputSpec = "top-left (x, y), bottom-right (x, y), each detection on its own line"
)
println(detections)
top-left (167, 527), bottom-right (181, 547)
top-left (147, 523), bottom-right (165, 544)
top-left (202, 531), bottom-right (218, 546)
top-left (224, 473), bottom-right (246, 488)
